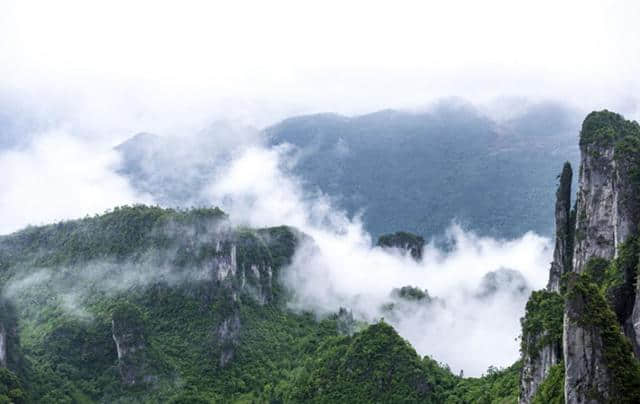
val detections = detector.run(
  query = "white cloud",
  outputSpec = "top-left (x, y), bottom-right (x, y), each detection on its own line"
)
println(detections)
top-left (204, 142), bottom-right (552, 376)
top-left (0, 130), bottom-right (151, 234)
top-left (2, 0), bottom-right (626, 375)
top-left (0, 1), bottom-right (639, 123)
top-left (0, 105), bottom-right (554, 376)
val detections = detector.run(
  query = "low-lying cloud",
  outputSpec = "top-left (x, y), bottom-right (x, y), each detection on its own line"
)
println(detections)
top-left (202, 140), bottom-right (552, 376)
top-left (0, 102), bottom-right (553, 377)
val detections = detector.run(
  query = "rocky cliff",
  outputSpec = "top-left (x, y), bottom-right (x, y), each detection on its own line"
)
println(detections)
top-left (0, 299), bottom-right (21, 373)
top-left (520, 163), bottom-right (572, 404)
top-left (563, 273), bottom-right (613, 403)
top-left (520, 110), bottom-right (640, 403)
top-left (572, 111), bottom-right (640, 273)
top-left (547, 162), bottom-right (574, 292)
top-left (564, 111), bottom-right (640, 403)
top-left (0, 206), bottom-right (302, 401)
top-left (112, 303), bottom-right (150, 386)
top-left (0, 322), bottom-right (6, 369)
top-left (519, 290), bottom-right (564, 404)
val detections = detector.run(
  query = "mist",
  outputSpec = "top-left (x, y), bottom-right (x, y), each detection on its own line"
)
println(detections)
top-left (200, 142), bottom-right (552, 376)
top-left (0, 130), bottom-right (152, 234)
top-left (0, 105), bottom-right (556, 376)
top-left (2, 0), bottom-right (639, 379)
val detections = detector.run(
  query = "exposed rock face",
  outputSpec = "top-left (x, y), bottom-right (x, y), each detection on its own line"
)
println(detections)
top-left (521, 112), bottom-right (640, 402)
top-left (562, 111), bottom-right (640, 402)
top-left (563, 274), bottom-right (612, 403)
top-left (572, 112), bottom-right (638, 274)
top-left (547, 162), bottom-right (574, 292)
top-left (631, 278), bottom-right (640, 358)
top-left (0, 322), bottom-right (6, 368)
top-left (520, 342), bottom-right (562, 404)
top-left (572, 143), bottom-right (617, 273)
top-left (214, 231), bottom-right (284, 305)
top-left (209, 227), bottom-right (298, 366)
top-left (518, 290), bottom-right (564, 404)
top-left (377, 231), bottom-right (425, 260)
top-left (0, 299), bottom-right (19, 372)
top-left (217, 310), bottom-right (241, 367)
top-left (520, 164), bottom-right (572, 403)
top-left (112, 304), bottom-right (149, 386)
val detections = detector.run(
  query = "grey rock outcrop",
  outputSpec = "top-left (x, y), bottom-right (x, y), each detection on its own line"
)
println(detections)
top-left (0, 322), bottom-right (6, 368)
top-left (520, 164), bottom-right (572, 403)
top-left (214, 235), bottom-right (278, 305)
top-left (520, 339), bottom-right (562, 404)
top-left (0, 298), bottom-right (20, 371)
top-left (563, 111), bottom-right (640, 402)
top-left (518, 289), bottom-right (564, 404)
top-left (522, 111), bottom-right (640, 402)
top-left (209, 228), bottom-right (298, 366)
top-left (547, 162), bottom-right (574, 292)
top-left (572, 113), bottom-right (638, 274)
top-left (112, 304), bottom-right (149, 386)
top-left (631, 282), bottom-right (640, 358)
top-left (563, 274), bottom-right (612, 404)
top-left (572, 140), bottom-right (617, 273)
top-left (217, 310), bottom-right (241, 367)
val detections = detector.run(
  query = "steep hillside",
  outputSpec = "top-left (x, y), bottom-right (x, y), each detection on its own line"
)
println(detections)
top-left (0, 205), bottom-right (325, 402)
top-left (2, 205), bottom-right (517, 403)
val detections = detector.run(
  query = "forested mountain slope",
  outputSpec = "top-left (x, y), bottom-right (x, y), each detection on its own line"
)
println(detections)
top-left (0, 206), bottom-right (521, 403)
top-left (266, 101), bottom-right (579, 239)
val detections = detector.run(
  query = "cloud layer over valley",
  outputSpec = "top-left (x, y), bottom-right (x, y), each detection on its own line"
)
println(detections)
top-left (0, 106), bottom-right (554, 376)
top-left (4, 0), bottom-right (639, 378)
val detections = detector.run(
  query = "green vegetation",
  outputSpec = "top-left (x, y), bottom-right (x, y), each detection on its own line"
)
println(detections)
top-left (566, 273), bottom-right (640, 402)
top-left (265, 105), bottom-right (579, 239)
top-left (604, 237), bottom-right (640, 324)
top-left (377, 231), bottom-right (425, 260)
top-left (581, 238), bottom-right (640, 326)
top-left (583, 257), bottom-right (611, 285)
top-left (0, 205), bottom-right (529, 403)
top-left (0, 368), bottom-right (27, 404)
top-left (580, 110), bottom-right (640, 148)
top-left (445, 362), bottom-right (521, 404)
top-left (0, 205), bottom-right (312, 402)
top-left (580, 111), bottom-right (640, 222)
top-left (390, 286), bottom-right (431, 302)
top-left (531, 362), bottom-right (564, 404)
top-left (285, 321), bottom-right (454, 403)
top-left (520, 291), bottom-right (564, 358)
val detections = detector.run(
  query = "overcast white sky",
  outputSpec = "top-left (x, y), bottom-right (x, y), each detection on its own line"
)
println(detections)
top-left (1, 0), bottom-right (639, 128)
top-left (0, 0), bottom-right (639, 232)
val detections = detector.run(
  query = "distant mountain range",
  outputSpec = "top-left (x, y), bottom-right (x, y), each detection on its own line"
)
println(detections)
top-left (117, 100), bottom-right (580, 239)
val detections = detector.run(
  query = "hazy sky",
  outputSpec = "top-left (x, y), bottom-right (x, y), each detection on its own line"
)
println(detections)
top-left (1, 0), bottom-right (639, 127)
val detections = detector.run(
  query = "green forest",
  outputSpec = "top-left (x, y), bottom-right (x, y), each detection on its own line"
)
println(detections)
top-left (0, 206), bottom-right (521, 403)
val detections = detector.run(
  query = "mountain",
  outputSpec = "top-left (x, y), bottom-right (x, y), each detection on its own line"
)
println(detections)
top-left (0, 205), bottom-right (526, 403)
top-left (115, 121), bottom-right (260, 208)
top-left (266, 100), bottom-right (580, 239)
top-left (518, 110), bottom-right (640, 403)
top-left (115, 100), bottom-right (580, 240)
top-left (3, 108), bottom-right (638, 403)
